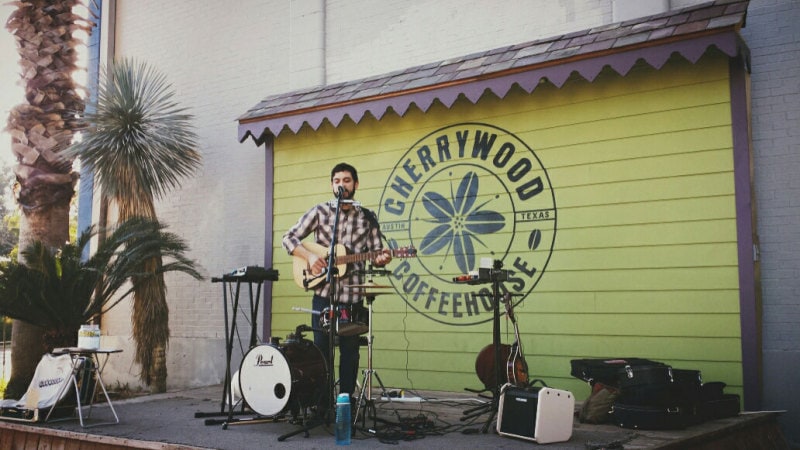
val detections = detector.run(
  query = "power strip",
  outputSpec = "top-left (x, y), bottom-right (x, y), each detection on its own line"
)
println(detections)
top-left (379, 396), bottom-right (423, 402)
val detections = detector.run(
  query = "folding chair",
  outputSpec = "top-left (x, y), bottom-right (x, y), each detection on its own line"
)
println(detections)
top-left (0, 353), bottom-right (77, 423)
top-left (0, 350), bottom-right (120, 427)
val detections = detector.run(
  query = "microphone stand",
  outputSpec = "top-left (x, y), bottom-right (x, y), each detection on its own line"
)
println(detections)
top-left (279, 190), bottom-right (345, 442)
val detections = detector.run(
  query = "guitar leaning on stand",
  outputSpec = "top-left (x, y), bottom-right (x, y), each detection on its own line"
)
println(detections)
top-left (458, 260), bottom-right (515, 432)
top-left (505, 294), bottom-right (530, 388)
top-left (474, 292), bottom-right (530, 390)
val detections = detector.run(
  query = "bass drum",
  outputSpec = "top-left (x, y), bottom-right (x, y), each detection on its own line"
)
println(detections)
top-left (238, 340), bottom-right (327, 416)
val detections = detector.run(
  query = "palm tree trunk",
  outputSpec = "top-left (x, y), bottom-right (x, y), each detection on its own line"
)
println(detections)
top-left (5, 322), bottom-right (44, 399)
top-left (132, 268), bottom-right (170, 392)
top-left (120, 200), bottom-right (171, 392)
top-left (5, 201), bottom-right (71, 399)
top-left (151, 340), bottom-right (168, 393)
top-left (4, 0), bottom-right (88, 399)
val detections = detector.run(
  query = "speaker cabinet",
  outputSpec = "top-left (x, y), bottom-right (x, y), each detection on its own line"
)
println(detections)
top-left (497, 386), bottom-right (575, 444)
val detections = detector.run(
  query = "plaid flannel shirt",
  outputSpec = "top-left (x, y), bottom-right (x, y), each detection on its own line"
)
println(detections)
top-left (282, 202), bottom-right (383, 304)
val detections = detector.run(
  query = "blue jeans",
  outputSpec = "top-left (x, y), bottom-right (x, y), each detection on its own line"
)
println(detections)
top-left (312, 295), bottom-right (361, 396)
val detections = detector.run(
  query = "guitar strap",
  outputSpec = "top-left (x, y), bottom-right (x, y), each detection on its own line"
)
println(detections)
top-left (359, 206), bottom-right (388, 245)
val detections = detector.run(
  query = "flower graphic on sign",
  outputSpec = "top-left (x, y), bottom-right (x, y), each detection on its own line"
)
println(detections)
top-left (418, 171), bottom-right (506, 273)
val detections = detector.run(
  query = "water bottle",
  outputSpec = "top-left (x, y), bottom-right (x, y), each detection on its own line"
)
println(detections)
top-left (335, 393), bottom-right (352, 445)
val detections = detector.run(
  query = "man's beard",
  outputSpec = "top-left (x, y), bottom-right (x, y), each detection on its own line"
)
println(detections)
top-left (338, 187), bottom-right (356, 198)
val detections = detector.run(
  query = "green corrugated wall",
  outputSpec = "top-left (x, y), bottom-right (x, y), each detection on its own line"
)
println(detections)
top-left (270, 50), bottom-right (742, 400)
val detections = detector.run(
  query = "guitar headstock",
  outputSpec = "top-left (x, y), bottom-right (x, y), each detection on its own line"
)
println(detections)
top-left (392, 246), bottom-right (417, 258)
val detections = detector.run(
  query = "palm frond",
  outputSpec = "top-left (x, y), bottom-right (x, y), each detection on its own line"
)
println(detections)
top-left (0, 217), bottom-right (205, 330)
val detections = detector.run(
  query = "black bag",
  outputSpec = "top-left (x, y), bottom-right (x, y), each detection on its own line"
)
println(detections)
top-left (570, 358), bottom-right (666, 387)
top-left (692, 382), bottom-right (739, 423)
top-left (699, 381), bottom-right (726, 400)
top-left (695, 393), bottom-right (740, 422)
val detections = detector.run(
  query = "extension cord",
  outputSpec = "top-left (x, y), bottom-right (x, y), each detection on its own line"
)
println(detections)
top-left (379, 396), bottom-right (423, 402)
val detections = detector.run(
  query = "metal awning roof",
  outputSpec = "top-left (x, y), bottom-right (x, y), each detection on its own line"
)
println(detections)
top-left (238, 0), bottom-right (749, 145)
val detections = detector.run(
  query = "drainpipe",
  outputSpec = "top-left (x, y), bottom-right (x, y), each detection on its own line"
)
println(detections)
top-left (84, 0), bottom-right (116, 329)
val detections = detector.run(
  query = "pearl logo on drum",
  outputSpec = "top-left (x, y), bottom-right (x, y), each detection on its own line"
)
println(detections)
top-left (255, 354), bottom-right (274, 367)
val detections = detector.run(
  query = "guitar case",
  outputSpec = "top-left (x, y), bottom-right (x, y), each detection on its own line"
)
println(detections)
top-left (612, 393), bottom-right (740, 430)
top-left (617, 366), bottom-right (701, 406)
top-left (571, 358), bottom-right (739, 430)
top-left (612, 402), bottom-right (692, 430)
top-left (569, 358), bottom-right (666, 387)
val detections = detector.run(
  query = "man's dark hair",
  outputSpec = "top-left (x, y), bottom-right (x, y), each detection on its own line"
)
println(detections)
top-left (331, 162), bottom-right (358, 183)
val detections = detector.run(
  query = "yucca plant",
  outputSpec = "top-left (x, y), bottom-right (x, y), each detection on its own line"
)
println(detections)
top-left (0, 217), bottom-right (203, 349)
top-left (64, 58), bottom-right (202, 392)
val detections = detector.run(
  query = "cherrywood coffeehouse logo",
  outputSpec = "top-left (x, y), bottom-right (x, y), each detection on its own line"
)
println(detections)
top-left (378, 123), bottom-right (557, 325)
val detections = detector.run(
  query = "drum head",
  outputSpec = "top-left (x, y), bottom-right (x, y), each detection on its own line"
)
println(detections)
top-left (238, 345), bottom-right (292, 416)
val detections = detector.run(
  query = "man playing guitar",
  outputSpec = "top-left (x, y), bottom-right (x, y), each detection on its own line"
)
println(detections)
top-left (282, 162), bottom-right (392, 408)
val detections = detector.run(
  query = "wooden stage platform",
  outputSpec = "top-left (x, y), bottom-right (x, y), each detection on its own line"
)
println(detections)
top-left (0, 385), bottom-right (791, 449)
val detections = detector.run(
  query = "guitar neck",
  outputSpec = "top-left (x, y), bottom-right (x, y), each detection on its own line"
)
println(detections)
top-left (334, 249), bottom-right (384, 265)
top-left (507, 305), bottom-right (524, 353)
top-left (513, 322), bottom-right (524, 353)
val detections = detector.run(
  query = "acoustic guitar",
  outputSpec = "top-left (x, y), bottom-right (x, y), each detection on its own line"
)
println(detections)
top-left (475, 293), bottom-right (529, 389)
top-left (292, 242), bottom-right (416, 289)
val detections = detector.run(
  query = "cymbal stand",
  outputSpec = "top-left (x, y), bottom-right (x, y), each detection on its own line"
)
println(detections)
top-left (353, 291), bottom-right (390, 429)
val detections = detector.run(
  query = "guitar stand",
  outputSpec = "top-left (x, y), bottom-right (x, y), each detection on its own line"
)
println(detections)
top-left (458, 260), bottom-right (510, 433)
top-left (461, 400), bottom-right (494, 423)
top-left (462, 385), bottom-right (494, 418)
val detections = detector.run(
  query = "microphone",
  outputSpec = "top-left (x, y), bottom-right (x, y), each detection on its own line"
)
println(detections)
top-left (337, 186), bottom-right (345, 198)
top-left (328, 199), bottom-right (361, 207)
